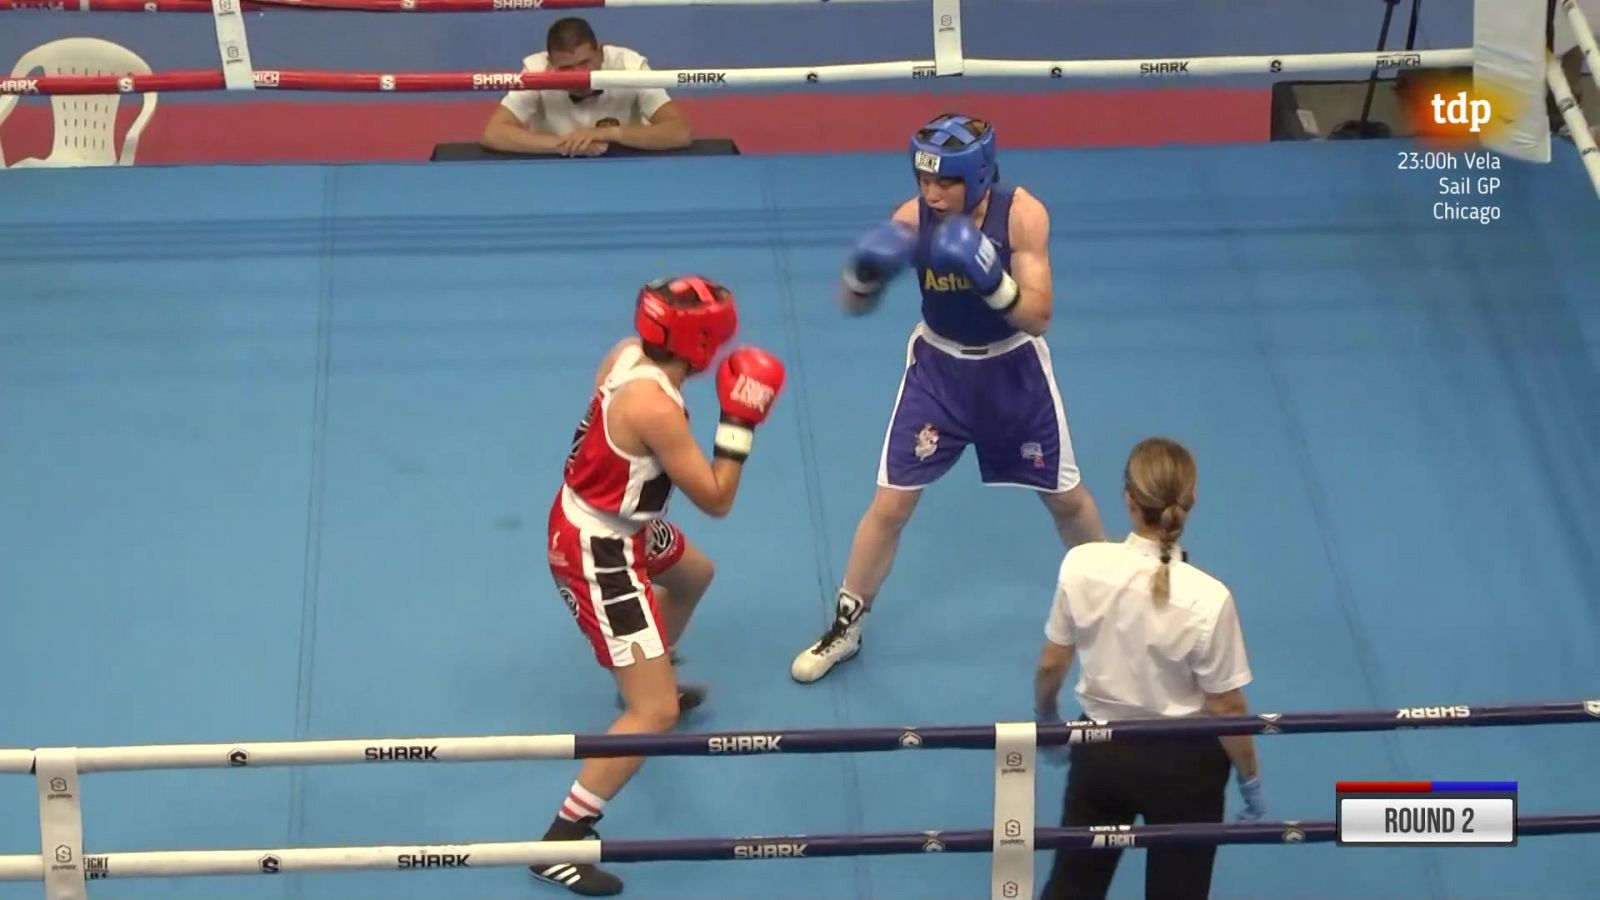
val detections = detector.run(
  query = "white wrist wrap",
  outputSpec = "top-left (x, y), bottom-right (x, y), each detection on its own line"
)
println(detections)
top-left (841, 267), bottom-right (878, 296)
top-left (984, 271), bottom-right (1020, 312)
top-left (714, 422), bottom-right (754, 459)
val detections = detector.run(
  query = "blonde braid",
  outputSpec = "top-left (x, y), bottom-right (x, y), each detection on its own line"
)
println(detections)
top-left (1151, 503), bottom-right (1189, 605)
top-left (1123, 437), bottom-right (1198, 608)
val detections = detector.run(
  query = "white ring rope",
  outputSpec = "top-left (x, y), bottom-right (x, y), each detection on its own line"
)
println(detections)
top-left (581, 50), bottom-right (1480, 89)
top-left (1547, 54), bottom-right (1600, 194)
top-left (1561, 0), bottom-right (1600, 93)
top-left (2, 2), bottom-right (1596, 894)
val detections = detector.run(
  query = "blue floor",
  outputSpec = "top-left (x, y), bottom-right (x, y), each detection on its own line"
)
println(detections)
top-left (2, 141), bottom-right (1598, 900)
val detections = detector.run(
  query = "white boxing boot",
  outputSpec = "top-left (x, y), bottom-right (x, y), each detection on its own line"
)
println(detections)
top-left (790, 589), bottom-right (866, 683)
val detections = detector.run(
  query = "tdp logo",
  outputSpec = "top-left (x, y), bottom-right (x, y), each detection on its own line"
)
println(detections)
top-left (1432, 91), bottom-right (1491, 133)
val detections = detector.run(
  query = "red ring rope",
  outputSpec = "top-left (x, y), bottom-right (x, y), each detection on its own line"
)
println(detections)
top-left (0, 0), bottom-right (603, 11)
top-left (0, 69), bottom-right (591, 95)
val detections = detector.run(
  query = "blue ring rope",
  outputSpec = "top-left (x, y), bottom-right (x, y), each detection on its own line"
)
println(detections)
top-left (572, 699), bottom-right (1599, 758)
top-left (596, 814), bottom-right (1600, 862)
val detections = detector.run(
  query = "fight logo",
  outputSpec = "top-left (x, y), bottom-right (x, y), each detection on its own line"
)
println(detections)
top-left (1020, 442), bottom-right (1045, 468)
top-left (1090, 826), bottom-right (1136, 849)
top-left (914, 424), bottom-right (939, 460)
top-left (913, 150), bottom-right (941, 175)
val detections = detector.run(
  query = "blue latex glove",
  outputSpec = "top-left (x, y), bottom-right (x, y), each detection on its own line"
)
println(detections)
top-left (928, 216), bottom-right (1017, 311)
top-left (1034, 711), bottom-right (1070, 767)
top-left (1236, 775), bottom-right (1266, 821)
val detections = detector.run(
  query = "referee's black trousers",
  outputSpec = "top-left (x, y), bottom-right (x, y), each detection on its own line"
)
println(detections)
top-left (1040, 735), bottom-right (1231, 900)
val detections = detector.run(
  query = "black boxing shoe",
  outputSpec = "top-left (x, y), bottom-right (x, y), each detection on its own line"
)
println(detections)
top-left (531, 814), bottom-right (623, 896)
top-left (614, 682), bottom-right (706, 714)
top-left (613, 650), bottom-right (704, 712)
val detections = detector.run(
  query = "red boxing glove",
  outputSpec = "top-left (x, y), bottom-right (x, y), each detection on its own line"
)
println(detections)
top-left (714, 347), bottom-right (787, 461)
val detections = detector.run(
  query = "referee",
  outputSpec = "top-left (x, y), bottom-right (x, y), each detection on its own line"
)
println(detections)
top-left (1033, 437), bottom-right (1264, 900)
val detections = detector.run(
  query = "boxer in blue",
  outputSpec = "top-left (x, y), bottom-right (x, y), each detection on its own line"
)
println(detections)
top-left (791, 113), bottom-right (1107, 683)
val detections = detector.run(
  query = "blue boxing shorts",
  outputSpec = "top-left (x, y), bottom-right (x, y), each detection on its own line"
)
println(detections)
top-left (877, 323), bottom-right (1082, 493)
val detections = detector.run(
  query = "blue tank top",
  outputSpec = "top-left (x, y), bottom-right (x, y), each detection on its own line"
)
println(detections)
top-left (914, 185), bottom-right (1017, 347)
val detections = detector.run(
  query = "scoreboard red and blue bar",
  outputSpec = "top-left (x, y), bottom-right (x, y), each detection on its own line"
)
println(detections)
top-left (1336, 781), bottom-right (1517, 846)
top-left (1337, 781), bottom-right (1518, 793)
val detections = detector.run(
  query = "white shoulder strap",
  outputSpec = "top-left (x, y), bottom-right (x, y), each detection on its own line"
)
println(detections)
top-left (604, 343), bottom-right (685, 407)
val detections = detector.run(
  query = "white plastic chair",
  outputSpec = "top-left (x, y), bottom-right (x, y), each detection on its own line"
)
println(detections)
top-left (0, 38), bottom-right (159, 168)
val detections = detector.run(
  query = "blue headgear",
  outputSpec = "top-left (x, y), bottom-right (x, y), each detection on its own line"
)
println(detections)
top-left (909, 113), bottom-right (997, 213)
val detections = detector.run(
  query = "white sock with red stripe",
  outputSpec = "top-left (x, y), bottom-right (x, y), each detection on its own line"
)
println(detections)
top-left (558, 780), bottom-right (607, 823)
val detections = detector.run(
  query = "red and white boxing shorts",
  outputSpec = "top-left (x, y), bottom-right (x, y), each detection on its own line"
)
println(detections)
top-left (547, 492), bottom-right (687, 668)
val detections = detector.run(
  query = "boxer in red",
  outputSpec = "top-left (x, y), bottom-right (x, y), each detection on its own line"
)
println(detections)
top-left (534, 275), bottom-right (786, 896)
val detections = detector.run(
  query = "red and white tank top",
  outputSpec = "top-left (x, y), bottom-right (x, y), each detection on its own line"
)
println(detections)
top-left (561, 344), bottom-right (684, 531)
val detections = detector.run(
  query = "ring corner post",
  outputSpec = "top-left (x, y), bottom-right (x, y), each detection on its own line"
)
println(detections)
top-left (932, 0), bottom-right (965, 76)
top-left (990, 722), bottom-right (1035, 900)
top-left (34, 747), bottom-right (87, 900)
top-left (210, 0), bottom-right (258, 90)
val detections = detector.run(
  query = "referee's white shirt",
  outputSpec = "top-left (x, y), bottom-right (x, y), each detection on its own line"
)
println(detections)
top-left (1044, 533), bottom-right (1252, 723)
top-left (499, 45), bottom-right (673, 138)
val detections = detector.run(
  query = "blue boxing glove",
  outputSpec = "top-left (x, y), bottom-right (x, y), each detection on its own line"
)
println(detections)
top-left (929, 216), bottom-right (1019, 313)
top-left (841, 220), bottom-right (915, 309)
top-left (1235, 775), bottom-right (1266, 821)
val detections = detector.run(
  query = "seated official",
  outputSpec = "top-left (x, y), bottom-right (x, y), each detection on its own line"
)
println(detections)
top-left (480, 16), bottom-right (692, 158)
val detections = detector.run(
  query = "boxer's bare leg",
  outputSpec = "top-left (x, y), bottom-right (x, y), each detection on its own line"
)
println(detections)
top-left (790, 487), bottom-right (920, 682)
top-left (840, 487), bottom-right (921, 608)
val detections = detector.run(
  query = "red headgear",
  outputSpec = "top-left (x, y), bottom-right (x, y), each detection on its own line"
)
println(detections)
top-left (634, 275), bottom-right (739, 372)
